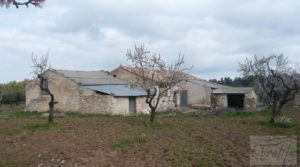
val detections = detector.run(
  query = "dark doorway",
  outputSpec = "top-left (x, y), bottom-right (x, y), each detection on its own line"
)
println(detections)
top-left (227, 94), bottom-right (245, 108)
top-left (129, 97), bottom-right (136, 114)
top-left (180, 90), bottom-right (188, 107)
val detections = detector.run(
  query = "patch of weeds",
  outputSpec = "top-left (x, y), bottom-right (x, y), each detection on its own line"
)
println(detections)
top-left (196, 160), bottom-right (209, 167)
top-left (13, 111), bottom-right (42, 119)
top-left (133, 135), bottom-right (147, 144)
top-left (258, 120), bottom-right (297, 129)
top-left (0, 111), bottom-right (42, 119)
top-left (0, 115), bottom-right (10, 119)
top-left (293, 124), bottom-right (300, 133)
top-left (113, 134), bottom-right (147, 150)
top-left (215, 160), bottom-right (226, 167)
top-left (22, 123), bottom-right (54, 132)
top-left (0, 128), bottom-right (23, 136)
top-left (113, 139), bottom-right (131, 149)
top-left (66, 112), bottom-right (123, 120)
top-left (147, 122), bottom-right (172, 130)
top-left (224, 111), bottom-right (256, 118)
top-left (65, 113), bottom-right (94, 119)
top-left (258, 107), bottom-right (272, 116)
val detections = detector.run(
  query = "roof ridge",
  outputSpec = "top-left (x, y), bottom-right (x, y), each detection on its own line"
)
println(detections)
top-left (55, 69), bottom-right (107, 73)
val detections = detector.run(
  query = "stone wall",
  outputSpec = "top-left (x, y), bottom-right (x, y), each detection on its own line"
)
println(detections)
top-left (26, 71), bottom-right (81, 112)
top-left (79, 88), bottom-right (109, 114)
top-left (26, 81), bottom-right (50, 112)
top-left (212, 91), bottom-right (257, 110)
top-left (181, 81), bottom-right (212, 107)
top-left (244, 90), bottom-right (257, 109)
top-left (212, 94), bottom-right (228, 109)
top-left (26, 70), bottom-right (150, 115)
top-left (111, 68), bottom-right (139, 87)
top-left (136, 97), bottom-right (151, 114)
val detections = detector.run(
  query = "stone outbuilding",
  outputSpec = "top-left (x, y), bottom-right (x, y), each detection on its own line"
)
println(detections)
top-left (26, 69), bottom-right (150, 115)
top-left (111, 65), bottom-right (257, 110)
top-left (212, 87), bottom-right (257, 109)
top-left (177, 79), bottom-right (257, 110)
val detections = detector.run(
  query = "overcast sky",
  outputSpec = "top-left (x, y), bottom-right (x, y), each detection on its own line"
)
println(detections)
top-left (1, 0), bottom-right (300, 83)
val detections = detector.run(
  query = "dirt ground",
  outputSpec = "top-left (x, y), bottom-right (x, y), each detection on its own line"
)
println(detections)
top-left (0, 106), bottom-right (299, 167)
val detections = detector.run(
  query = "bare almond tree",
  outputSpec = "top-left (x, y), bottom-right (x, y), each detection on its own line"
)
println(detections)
top-left (240, 54), bottom-right (300, 123)
top-left (126, 45), bottom-right (187, 122)
top-left (0, 0), bottom-right (45, 8)
top-left (31, 52), bottom-right (56, 123)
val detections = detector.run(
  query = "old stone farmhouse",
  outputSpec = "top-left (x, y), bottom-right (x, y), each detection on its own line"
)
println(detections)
top-left (26, 66), bottom-right (258, 114)
top-left (26, 69), bottom-right (150, 115)
top-left (111, 65), bottom-right (257, 110)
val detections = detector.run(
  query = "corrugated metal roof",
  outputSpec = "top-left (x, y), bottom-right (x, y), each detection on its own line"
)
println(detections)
top-left (81, 85), bottom-right (147, 97)
top-left (188, 79), bottom-right (230, 89)
top-left (213, 87), bottom-right (254, 94)
top-left (55, 70), bottom-right (125, 85)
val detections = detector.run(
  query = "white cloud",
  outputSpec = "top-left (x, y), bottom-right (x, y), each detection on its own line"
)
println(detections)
top-left (0, 0), bottom-right (300, 83)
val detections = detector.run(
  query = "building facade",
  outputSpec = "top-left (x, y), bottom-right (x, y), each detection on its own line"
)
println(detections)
top-left (26, 69), bottom-right (150, 115)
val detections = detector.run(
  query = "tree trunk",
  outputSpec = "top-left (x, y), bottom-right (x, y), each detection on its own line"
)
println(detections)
top-left (270, 116), bottom-right (275, 124)
top-left (270, 97), bottom-right (277, 124)
top-left (48, 94), bottom-right (55, 123)
top-left (150, 109), bottom-right (155, 123)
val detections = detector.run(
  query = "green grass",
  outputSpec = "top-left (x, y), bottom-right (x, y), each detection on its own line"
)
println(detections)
top-left (22, 123), bottom-right (53, 131)
top-left (147, 122), bottom-right (172, 129)
top-left (221, 107), bottom-right (272, 118)
top-left (0, 123), bottom-right (54, 136)
top-left (223, 111), bottom-right (256, 118)
top-left (13, 111), bottom-right (42, 119)
top-left (0, 110), bottom-right (42, 120)
top-left (257, 120), bottom-right (298, 129)
top-left (1, 128), bottom-right (23, 136)
top-left (113, 139), bottom-right (131, 149)
top-left (113, 134), bottom-right (147, 150)
top-left (196, 160), bottom-right (210, 167)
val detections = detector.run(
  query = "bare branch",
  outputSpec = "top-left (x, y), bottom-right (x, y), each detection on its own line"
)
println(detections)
top-left (31, 51), bottom-right (56, 123)
top-left (0, 0), bottom-right (45, 8)
top-left (126, 44), bottom-right (189, 122)
top-left (240, 54), bottom-right (300, 123)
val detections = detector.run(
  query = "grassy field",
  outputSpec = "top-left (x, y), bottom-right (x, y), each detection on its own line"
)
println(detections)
top-left (0, 106), bottom-right (299, 167)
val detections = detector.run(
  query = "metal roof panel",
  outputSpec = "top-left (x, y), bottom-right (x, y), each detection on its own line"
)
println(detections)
top-left (81, 85), bottom-right (147, 97)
